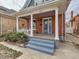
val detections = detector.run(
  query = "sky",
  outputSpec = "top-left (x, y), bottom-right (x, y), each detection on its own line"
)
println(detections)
top-left (0, 0), bottom-right (26, 11)
top-left (0, 0), bottom-right (79, 21)
top-left (66, 0), bottom-right (79, 21)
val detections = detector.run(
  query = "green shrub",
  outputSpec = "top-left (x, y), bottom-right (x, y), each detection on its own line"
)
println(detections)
top-left (5, 32), bottom-right (27, 43)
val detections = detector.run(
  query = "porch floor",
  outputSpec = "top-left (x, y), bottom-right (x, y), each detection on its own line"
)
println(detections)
top-left (34, 34), bottom-right (55, 40)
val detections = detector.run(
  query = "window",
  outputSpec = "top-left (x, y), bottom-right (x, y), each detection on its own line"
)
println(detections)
top-left (45, 0), bottom-right (49, 1)
top-left (33, 20), bottom-right (36, 30)
top-left (42, 0), bottom-right (44, 2)
top-left (34, 0), bottom-right (43, 6)
top-left (44, 0), bottom-right (53, 2)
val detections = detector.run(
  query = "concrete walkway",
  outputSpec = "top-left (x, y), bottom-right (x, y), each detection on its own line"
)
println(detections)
top-left (0, 41), bottom-right (79, 59)
top-left (65, 34), bottom-right (79, 44)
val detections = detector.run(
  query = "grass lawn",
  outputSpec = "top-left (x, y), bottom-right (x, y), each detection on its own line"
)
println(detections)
top-left (0, 44), bottom-right (22, 59)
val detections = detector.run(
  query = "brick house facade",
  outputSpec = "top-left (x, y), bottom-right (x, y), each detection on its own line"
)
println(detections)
top-left (0, 14), bottom-right (26, 35)
top-left (15, 0), bottom-right (71, 41)
top-left (70, 13), bottom-right (79, 34)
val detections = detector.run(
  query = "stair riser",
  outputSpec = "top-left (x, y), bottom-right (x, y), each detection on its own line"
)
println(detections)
top-left (31, 37), bottom-right (54, 42)
top-left (31, 39), bottom-right (55, 44)
top-left (29, 41), bottom-right (55, 48)
top-left (26, 37), bottom-right (55, 54)
top-left (26, 44), bottom-right (54, 53)
top-left (29, 40), bottom-right (54, 45)
top-left (28, 43), bottom-right (55, 49)
top-left (27, 46), bottom-right (54, 54)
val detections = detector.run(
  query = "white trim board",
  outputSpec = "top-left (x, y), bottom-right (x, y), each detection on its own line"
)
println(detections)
top-left (42, 17), bottom-right (52, 34)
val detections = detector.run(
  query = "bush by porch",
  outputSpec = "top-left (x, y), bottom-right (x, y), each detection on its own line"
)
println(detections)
top-left (5, 32), bottom-right (28, 43)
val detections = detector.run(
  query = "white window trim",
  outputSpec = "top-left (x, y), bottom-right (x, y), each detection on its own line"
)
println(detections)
top-left (42, 17), bottom-right (52, 34)
top-left (33, 19), bottom-right (36, 30)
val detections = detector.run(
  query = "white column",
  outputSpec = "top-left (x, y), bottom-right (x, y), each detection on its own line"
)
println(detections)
top-left (16, 17), bottom-right (19, 32)
top-left (0, 16), bottom-right (2, 35)
top-left (30, 14), bottom-right (33, 37)
top-left (55, 8), bottom-right (59, 40)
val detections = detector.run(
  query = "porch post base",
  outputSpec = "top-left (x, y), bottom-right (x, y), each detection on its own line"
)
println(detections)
top-left (55, 39), bottom-right (59, 49)
top-left (59, 36), bottom-right (65, 42)
top-left (30, 35), bottom-right (33, 37)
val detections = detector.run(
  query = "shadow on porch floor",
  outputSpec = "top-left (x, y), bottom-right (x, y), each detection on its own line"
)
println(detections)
top-left (34, 34), bottom-right (55, 40)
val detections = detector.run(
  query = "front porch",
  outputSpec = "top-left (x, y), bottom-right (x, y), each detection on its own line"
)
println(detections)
top-left (15, 0), bottom-right (66, 54)
top-left (34, 34), bottom-right (54, 40)
top-left (16, 9), bottom-right (65, 41)
top-left (15, 0), bottom-right (67, 41)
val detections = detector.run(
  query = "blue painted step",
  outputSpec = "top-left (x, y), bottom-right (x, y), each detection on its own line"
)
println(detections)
top-left (30, 37), bottom-right (55, 44)
top-left (28, 41), bottom-right (54, 48)
top-left (26, 37), bottom-right (55, 54)
top-left (27, 44), bottom-right (54, 54)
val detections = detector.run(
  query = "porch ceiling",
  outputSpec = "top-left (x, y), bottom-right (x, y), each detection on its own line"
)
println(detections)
top-left (34, 11), bottom-right (55, 18)
top-left (20, 11), bottom-right (55, 19)
top-left (15, 0), bottom-right (66, 17)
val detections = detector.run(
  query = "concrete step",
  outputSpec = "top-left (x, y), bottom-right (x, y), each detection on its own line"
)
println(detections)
top-left (26, 44), bottom-right (54, 54)
top-left (28, 40), bottom-right (55, 48)
top-left (26, 37), bottom-right (55, 54)
top-left (30, 37), bottom-right (55, 44)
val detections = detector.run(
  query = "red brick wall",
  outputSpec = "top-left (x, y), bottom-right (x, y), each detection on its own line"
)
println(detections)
top-left (0, 15), bottom-right (26, 35)
top-left (25, 14), bottom-right (65, 36)
top-left (18, 18), bottom-right (26, 29)
top-left (36, 17), bottom-right (42, 33)
top-left (26, 19), bottom-right (30, 29)
top-left (52, 16), bottom-right (55, 33)
top-left (1, 16), bottom-right (16, 35)
top-left (34, 14), bottom-right (65, 36)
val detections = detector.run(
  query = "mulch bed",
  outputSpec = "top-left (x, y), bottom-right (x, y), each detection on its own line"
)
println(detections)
top-left (0, 44), bottom-right (22, 59)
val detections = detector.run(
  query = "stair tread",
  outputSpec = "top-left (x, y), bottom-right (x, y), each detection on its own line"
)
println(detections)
top-left (29, 41), bottom-right (54, 48)
top-left (31, 38), bottom-right (54, 44)
top-left (26, 38), bottom-right (55, 54)
top-left (27, 44), bottom-right (54, 53)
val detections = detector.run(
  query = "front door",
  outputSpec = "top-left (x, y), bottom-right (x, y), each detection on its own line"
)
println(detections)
top-left (49, 18), bottom-right (52, 34)
top-left (43, 19), bottom-right (48, 34)
top-left (42, 17), bottom-right (52, 34)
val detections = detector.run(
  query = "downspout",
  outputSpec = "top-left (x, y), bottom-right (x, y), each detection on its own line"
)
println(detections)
top-left (61, 11), bottom-right (64, 41)
top-left (0, 16), bottom-right (2, 35)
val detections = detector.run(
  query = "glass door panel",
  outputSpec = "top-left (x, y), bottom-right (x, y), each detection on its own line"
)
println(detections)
top-left (48, 19), bottom-right (52, 34)
top-left (43, 19), bottom-right (48, 34)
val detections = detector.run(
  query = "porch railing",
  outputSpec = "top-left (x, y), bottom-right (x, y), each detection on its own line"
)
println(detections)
top-left (18, 29), bottom-right (31, 36)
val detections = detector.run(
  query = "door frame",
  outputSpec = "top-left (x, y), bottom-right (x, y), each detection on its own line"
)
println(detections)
top-left (42, 17), bottom-right (52, 34)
